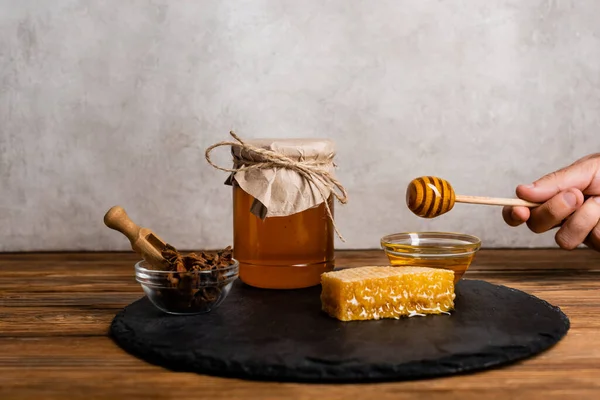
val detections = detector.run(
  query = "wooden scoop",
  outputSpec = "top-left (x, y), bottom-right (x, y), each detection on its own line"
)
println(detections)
top-left (406, 176), bottom-right (540, 218)
top-left (104, 206), bottom-right (169, 269)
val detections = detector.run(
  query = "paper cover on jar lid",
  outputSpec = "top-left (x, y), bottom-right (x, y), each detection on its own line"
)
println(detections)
top-left (226, 138), bottom-right (337, 218)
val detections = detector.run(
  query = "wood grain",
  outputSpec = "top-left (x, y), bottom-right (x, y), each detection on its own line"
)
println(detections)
top-left (455, 194), bottom-right (540, 208)
top-left (1, 249), bottom-right (600, 399)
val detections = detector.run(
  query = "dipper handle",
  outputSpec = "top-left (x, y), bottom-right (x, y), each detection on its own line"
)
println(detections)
top-left (455, 195), bottom-right (539, 208)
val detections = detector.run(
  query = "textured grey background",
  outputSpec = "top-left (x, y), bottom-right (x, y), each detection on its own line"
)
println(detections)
top-left (1, 0), bottom-right (599, 251)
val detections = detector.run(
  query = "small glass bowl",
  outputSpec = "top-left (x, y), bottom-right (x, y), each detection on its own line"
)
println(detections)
top-left (380, 232), bottom-right (481, 283)
top-left (135, 259), bottom-right (239, 315)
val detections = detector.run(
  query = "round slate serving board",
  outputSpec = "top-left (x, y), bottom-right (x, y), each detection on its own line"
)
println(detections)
top-left (110, 279), bottom-right (569, 383)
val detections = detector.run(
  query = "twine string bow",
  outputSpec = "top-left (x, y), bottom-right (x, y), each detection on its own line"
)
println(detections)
top-left (205, 131), bottom-right (348, 241)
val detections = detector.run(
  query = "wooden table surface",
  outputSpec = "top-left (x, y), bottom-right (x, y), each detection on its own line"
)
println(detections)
top-left (1, 249), bottom-right (600, 399)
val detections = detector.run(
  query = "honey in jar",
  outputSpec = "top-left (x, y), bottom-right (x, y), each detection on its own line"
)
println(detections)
top-left (213, 136), bottom-right (344, 289)
top-left (233, 186), bottom-right (334, 289)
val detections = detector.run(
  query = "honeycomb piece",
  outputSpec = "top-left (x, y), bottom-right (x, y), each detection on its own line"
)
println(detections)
top-left (320, 266), bottom-right (455, 321)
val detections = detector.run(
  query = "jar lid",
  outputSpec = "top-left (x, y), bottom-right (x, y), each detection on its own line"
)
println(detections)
top-left (228, 138), bottom-right (338, 219)
top-left (232, 138), bottom-right (335, 164)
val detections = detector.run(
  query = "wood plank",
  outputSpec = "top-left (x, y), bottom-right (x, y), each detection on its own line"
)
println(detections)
top-left (0, 292), bottom-right (141, 308)
top-left (1, 269), bottom-right (599, 293)
top-left (1, 300), bottom-right (598, 336)
top-left (0, 368), bottom-right (599, 400)
top-left (0, 379), bottom-right (598, 400)
top-left (0, 249), bottom-right (598, 296)
top-left (0, 308), bottom-right (115, 337)
top-left (0, 331), bottom-right (598, 368)
top-left (0, 302), bottom-right (598, 336)
top-left (1, 249), bottom-right (599, 270)
top-left (0, 277), bottom-right (140, 293)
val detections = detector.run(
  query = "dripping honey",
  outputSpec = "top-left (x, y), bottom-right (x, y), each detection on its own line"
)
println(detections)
top-left (232, 185), bottom-right (335, 289)
top-left (382, 243), bottom-right (474, 284)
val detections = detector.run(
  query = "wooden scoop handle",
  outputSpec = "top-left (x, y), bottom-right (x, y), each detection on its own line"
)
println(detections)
top-left (455, 195), bottom-right (540, 208)
top-left (104, 206), bottom-right (141, 243)
top-left (104, 206), bottom-right (168, 269)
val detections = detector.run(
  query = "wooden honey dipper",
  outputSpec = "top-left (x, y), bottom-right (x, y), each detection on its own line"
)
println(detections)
top-left (103, 206), bottom-right (169, 269)
top-left (406, 176), bottom-right (540, 218)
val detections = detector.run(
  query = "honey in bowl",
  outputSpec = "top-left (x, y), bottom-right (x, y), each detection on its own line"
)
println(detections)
top-left (380, 232), bottom-right (481, 283)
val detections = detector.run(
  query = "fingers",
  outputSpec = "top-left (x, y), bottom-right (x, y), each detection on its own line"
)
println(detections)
top-left (583, 221), bottom-right (600, 251)
top-left (572, 152), bottom-right (600, 166)
top-left (516, 156), bottom-right (600, 203)
top-left (525, 188), bottom-right (585, 233)
top-left (502, 206), bottom-right (530, 227)
top-left (556, 196), bottom-right (600, 250)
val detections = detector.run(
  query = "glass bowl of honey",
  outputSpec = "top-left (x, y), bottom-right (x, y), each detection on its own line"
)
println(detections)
top-left (380, 232), bottom-right (481, 283)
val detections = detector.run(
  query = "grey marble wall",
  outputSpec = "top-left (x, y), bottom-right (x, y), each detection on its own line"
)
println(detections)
top-left (1, 1), bottom-right (599, 251)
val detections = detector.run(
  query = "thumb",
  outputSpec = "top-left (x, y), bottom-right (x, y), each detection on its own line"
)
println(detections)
top-left (516, 157), bottom-right (600, 203)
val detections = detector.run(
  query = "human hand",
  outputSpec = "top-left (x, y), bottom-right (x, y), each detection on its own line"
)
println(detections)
top-left (502, 153), bottom-right (600, 251)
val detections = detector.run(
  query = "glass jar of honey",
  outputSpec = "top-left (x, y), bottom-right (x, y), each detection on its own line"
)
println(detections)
top-left (233, 184), bottom-right (334, 289)
top-left (215, 136), bottom-right (344, 289)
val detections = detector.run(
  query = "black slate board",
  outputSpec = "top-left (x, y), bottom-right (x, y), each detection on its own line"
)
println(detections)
top-left (110, 279), bottom-right (569, 383)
